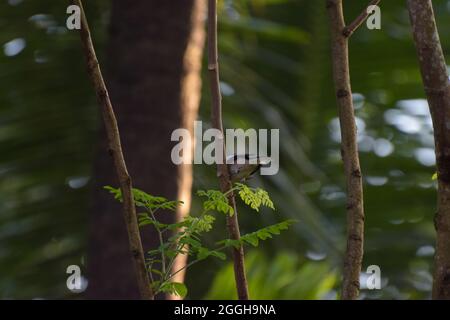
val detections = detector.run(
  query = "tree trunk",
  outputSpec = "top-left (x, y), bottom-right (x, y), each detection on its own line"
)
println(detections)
top-left (73, 0), bottom-right (153, 300)
top-left (207, 0), bottom-right (249, 300)
top-left (326, 0), bottom-right (365, 300)
top-left (86, 0), bottom-right (205, 299)
top-left (407, 0), bottom-right (450, 300)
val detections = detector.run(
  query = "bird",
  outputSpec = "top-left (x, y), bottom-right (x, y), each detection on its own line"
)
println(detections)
top-left (226, 154), bottom-right (271, 183)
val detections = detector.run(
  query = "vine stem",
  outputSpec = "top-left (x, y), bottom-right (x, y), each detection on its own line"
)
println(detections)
top-left (207, 0), bottom-right (249, 300)
top-left (326, 0), bottom-right (365, 300)
top-left (71, 0), bottom-right (153, 299)
top-left (407, 0), bottom-right (450, 299)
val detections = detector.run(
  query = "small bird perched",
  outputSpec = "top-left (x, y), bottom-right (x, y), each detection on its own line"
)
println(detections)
top-left (227, 154), bottom-right (271, 183)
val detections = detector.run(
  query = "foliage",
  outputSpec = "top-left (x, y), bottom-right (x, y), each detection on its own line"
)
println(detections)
top-left (197, 189), bottom-right (234, 215)
top-left (234, 183), bottom-right (275, 212)
top-left (205, 251), bottom-right (338, 300)
top-left (2, 0), bottom-right (450, 299)
top-left (197, 182), bottom-right (275, 215)
top-left (106, 184), bottom-right (293, 298)
top-left (219, 220), bottom-right (295, 249)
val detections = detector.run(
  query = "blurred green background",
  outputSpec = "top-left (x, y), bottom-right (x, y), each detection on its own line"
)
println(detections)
top-left (1, 0), bottom-right (450, 299)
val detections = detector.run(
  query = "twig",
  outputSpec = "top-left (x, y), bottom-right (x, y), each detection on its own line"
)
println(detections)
top-left (326, 0), bottom-right (365, 300)
top-left (407, 0), bottom-right (450, 300)
top-left (164, 218), bottom-right (200, 281)
top-left (343, 0), bottom-right (381, 37)
top-left (149, 210), bottom-right (166, 276)
top-left (207, 0), bottom-right (249, 300)
top-left (165, 242), bottom-right (184, 281)
top-left (72, 0), bottom-right (153, 300)
top-left (164, 245), bottom-right (228, 285)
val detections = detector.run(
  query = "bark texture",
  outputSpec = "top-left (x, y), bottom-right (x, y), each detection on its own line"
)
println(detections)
top-left (326, 0), bottom-right (365, 300)
top-left (72, 0), bottom-right (152, 299)
top-left (407, 0), bottom-right (450, 300)
top-left (170, 0), bottom-right (206, 300)
top-left (86, 0), bottom-right (205, 299)
top-left (207, 0), bottom-right (249, 300)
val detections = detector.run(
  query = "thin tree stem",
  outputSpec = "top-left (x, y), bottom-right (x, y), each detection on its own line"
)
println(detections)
top-left (149, 210), bottom-right (166, 276)
top-left (164, 219), bottom-right (200, 280)
top-left (407, 0), bottom-right (450, 300)
top-left (72, 0), bottom-right (153, 300)
top-left (165, 245), bottom-right (228, 284)
top-left (343, 0), bottom-right (381, 37)
top-left (326, 0), bottom-right (365, 300)
top-left (165, 243), bottom-right (183, 280)
top-left (207, 0), bottom-right (249, 300)
top-left (163, 260), bottom-right (198, 287)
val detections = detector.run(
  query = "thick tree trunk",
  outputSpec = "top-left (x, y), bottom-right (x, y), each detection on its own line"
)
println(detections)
top-left (86, 0), bottom-right (205, 299)
top-left (407, 0), bottom-right (450, 300)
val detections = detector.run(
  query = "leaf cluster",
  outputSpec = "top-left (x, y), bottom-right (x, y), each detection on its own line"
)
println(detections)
top-left (105, 183), bottom-right (294, 298)
top-left (234, 183), bottom-right (275, 212)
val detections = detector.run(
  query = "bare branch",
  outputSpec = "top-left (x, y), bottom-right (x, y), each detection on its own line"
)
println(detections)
top-left (407, 0), bottom-right (450, 300)
top-left (343, 0), bottom-right (381, 37)
top-left (326, 0), bottom-right (365, 300)
top-left (71, 0), bottom-right (153, 300)
top-left (207, 0), bottom-right (249, 300)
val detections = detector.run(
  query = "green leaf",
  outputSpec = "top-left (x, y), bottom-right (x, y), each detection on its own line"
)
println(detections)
top-left (234, 183), bottom-right (275, 212)
top-left (224, 220), bottom-right (296, 248)
top-left (150, 281), bottom-right (161, 293)
top-left (165, 250), bottom-right (178, 259)
top-left (432, 172), bottom-right (438, 180)
top-left (256, 229), bottom-right (273, 240)
top-left (104, 186), bottom-right (122, 201)
top-left (105, 186), bottom-right (183, 211)
top-left (150, 268), bottom-right (163, 277)
top-left (197, 189), bottom-right (234, 215)
top-left (197, 247), bottom-right (210, 260)
top-left (180, 236), bottom-right (202, 248)
top-left (138, 220), bottom-right (153, 227)
top-left (217, 239), bottom-right (241, 249)
top-left (243, 234), bottom-right (259, 247)
top-left (172, 282), bottom-right (188, 298)
top-left (210, 250), bottom-right (226, 260)
top-left (160, 282), bottom-right (188, 298)
top-left (138, 213), bottom-right (166, 228)
top-left (195, 215), bottom-right (215, 232)
top-left (196, 247), bottom-right (226, 261)
top-left (147, 249), bottom-right (161, 257)
top-left (172, 215), bottom-right (216, 236)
